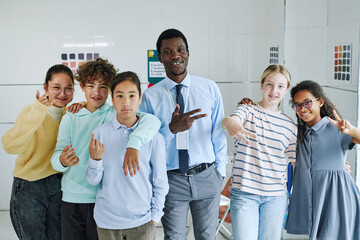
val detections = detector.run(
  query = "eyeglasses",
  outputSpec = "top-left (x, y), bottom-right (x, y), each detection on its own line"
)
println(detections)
top-left (292, 98), bottom-right (319, 112)
top-left (50, 86), bottom-right (74, 96)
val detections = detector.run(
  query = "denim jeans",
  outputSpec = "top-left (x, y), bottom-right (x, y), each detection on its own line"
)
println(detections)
top-left (10, 174), bottom-right (62, 240)
top-left (230, 188), bottom-right (287, 240)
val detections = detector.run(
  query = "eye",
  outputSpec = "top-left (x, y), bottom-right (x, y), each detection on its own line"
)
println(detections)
top-left (164, 49), bottom-right (171, 55)
top-left (304, 100), bottom-right (312, 107)
top-left (100, 86), bottom-right (108, 89)
top-left (178, 47), bottom-right (186, 53)
top-left (53, 86), bottom-right (61, 90)
top-left (116, 94), bottom-right (123, 98)
top-left (130, 94), bottom-right (136, 98)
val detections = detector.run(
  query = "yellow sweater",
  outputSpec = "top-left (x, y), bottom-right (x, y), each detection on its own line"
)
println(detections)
top-left (2, 99), bottom-right (66, 181)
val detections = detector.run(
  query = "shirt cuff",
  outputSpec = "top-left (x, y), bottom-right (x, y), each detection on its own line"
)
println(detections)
top-left (151, 211), bottom-right (163, 224)
top-left (88, 158), bottom-right (104, 168)
top-left (161, 125), bottom-right (175, 144)
top-left (127, 135), bottom-right (142, 150)
top-left (216, 164), bottom-right (226, 177)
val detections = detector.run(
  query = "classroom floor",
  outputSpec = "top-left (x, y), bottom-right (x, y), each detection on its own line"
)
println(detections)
top-left (0, 211), bottom-right (232, 240)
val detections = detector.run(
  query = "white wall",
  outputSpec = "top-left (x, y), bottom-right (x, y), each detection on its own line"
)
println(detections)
top-left (284, 0), bottom-right (360, 181)
top-left (0, 1), bottom-right (285, 210)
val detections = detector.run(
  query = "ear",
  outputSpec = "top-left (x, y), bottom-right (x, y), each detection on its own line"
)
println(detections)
top-left (138, 93), bottom-right (142, 105)
top-left (158, 53), bottom-right (163, 63)
top-left (80, 83), bottom-right (85, 92)
top-left (43, 83), bottom-right (48, 93)
top-left (111, 93), bottom-right (115, 105)
top-left (319, 98), bottom-right (324, 107)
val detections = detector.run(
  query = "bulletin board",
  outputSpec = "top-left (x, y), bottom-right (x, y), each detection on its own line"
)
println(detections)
top-left (147, 50), bottom-right (165, 85)
top-left (61, 52), bottom-right (99, 74)
top-left (333, 44), bottom-right (352, 83)
top-left (269, 46), bottom-right (279, 64)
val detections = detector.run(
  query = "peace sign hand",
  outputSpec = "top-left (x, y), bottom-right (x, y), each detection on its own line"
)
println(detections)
top-left (223, 116), bottom-right (256, 145)
top-left (328, 110), bottom-right (354, 135)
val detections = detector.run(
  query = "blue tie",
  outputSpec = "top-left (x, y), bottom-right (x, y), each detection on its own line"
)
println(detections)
top-left (176, 84), bottom-right (189, 174)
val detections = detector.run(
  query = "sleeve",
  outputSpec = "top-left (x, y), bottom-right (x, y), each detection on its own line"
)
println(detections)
top-left (51, 114), bottom-right (72, 172)
top-left (149, 134), bottom-right (169, 223)
top-left (211, 83), bottom-right (229, 176)
top-left (230, 105), bottom-right (248, 124)
top-left (339, 130), bottom-right (355, 151)
top-left (127, 112), bottom-right (161, 150)
top-left (285, 127), bottom-right (298, 163)
top-left (2, 99), bottom-right (49, 154)
top-left (139, 92), bottom-right (175, 145)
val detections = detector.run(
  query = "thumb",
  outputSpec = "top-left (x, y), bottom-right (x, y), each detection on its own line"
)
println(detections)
top-left (173, 104), bottom-right (180, 116)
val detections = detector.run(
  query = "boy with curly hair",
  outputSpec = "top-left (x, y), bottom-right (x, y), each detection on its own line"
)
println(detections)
top-left (51, 58), bottom-right (161, 240)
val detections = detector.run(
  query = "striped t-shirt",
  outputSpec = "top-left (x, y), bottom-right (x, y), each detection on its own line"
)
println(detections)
top-left (231, 103), bottom-right (297, 196)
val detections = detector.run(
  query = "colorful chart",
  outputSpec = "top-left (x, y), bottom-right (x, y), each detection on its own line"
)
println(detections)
top-left (269, 46), bottom-right (279, 64)
top-left (333, 44), bottom-right (351, 82)
top-left (61, 53), bottom-right (99, 74)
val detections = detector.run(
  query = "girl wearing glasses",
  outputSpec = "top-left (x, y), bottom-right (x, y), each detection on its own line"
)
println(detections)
top-left (222, 65), bottom-right (297, 240)
top-left (1, 64), bottom-right (81, 240)
top-left (286, 80), bottom-right (360, 239)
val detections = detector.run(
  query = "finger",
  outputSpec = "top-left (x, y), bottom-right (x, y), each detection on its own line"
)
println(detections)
top-left (327, 116), bottom-right (338, 126)
top-left (190, 114), bottom-right (208, 120)
top-left (122, 162), bottom-right (128, 177)
top-left (36, 90), bottom-right (40, 99)
top-left (242, 129), bottom-right (257, 139)
top-left (237, 132), bottom-right (250, 145)
top-left (172, 104), bottom-right (180, 116)
top-left (136, 158), bottom-right (140, 171)
top-left (132, 161), bottom-right (137, 175)
top-left (127, 163), bottom-right (134, 177)
top-left (184, 108), bottom-right (202, 116)
top-left (333, 110), bottom-right (342, 121)
top-left (62, 144), bottom-right (71, 153)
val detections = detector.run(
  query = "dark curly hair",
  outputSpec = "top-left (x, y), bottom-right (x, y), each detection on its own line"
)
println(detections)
top-left (290, 80), bottom-right (340, 142)
top-left (75, 58), bottom-right (117, 87)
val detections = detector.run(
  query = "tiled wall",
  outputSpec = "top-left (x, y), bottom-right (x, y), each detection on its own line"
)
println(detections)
top-left (0, 0), bottom-right (284, 210)
top-left (284, 0), bottom-right (360, 182)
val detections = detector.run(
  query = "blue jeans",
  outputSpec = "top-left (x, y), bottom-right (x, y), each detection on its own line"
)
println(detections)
top-left (230, 188), bottom-right (287, 240)
top-left (10, 174), bottom-right (62, 240)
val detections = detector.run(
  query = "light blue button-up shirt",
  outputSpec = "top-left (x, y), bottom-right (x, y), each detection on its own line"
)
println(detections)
top-left (139, 74), bottom-right (228, 176)
top-left (86, 117), bottom-right (169, 229)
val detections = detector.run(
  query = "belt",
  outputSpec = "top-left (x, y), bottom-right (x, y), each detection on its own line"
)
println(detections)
top-left (170, 162), bottom-right (214, 176)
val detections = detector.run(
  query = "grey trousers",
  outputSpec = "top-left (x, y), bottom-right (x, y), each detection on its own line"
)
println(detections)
top-left (162, 164), bottom-right (223, 240)
top-left (97, 221), bottom-right (156, 240)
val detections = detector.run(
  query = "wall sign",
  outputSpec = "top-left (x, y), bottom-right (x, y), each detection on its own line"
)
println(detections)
top-left (333, 44), bottom-right (351, 82)
top-left (147, 50), bottom-right (165, 86)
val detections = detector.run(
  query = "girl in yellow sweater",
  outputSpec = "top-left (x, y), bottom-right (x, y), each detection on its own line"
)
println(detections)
top-left (2, 64), bottom-right (78, 240)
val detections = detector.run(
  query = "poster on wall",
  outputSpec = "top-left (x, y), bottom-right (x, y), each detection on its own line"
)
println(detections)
top-left (269, 46), bottom-right (279, 64)
top-left (147, 50), bottom-right (165, 87)
top-left (61, 52), bottom-right (99, 74)
top-left (333, 44), bottom-right (351, 83)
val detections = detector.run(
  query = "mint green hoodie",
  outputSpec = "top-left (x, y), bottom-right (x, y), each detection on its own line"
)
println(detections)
top-left (51, 102), bottom-right (160, 203)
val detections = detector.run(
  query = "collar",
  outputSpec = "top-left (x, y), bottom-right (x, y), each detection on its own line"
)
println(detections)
top-left (77, 102), bottom-right (111, 116)
top-left (306, 116), bottom-right (328, 132)
top-left (165, 73), bottom-right (191, 91)
top-left (111, 115), bottom-right (139, 131)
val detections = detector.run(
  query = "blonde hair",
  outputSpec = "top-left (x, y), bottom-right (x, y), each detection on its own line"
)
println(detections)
top-left (260, 65), bottom-right (291, 88)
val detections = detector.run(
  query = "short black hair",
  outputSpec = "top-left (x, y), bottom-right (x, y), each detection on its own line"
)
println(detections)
top-left (156, 28), bottom-right (189, 53)
top-left (45, 64), bottom-right (74, 85)
top-left (111, 71), bottom-right (141, 97)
